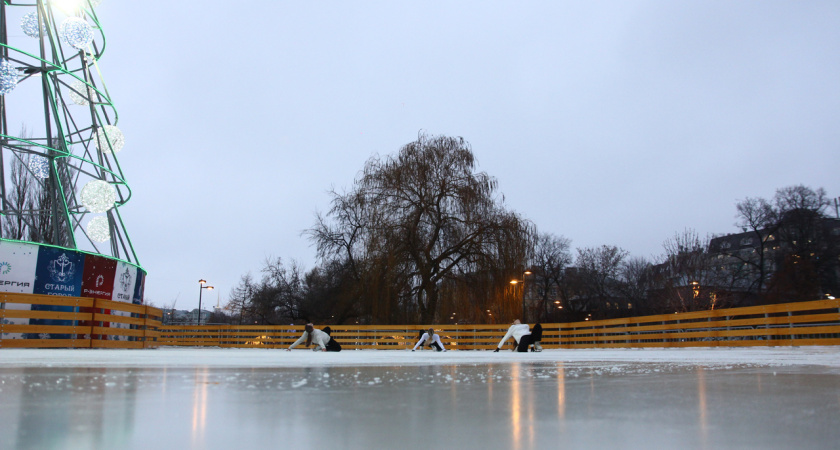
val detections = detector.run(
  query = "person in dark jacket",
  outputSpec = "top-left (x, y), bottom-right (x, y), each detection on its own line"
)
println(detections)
top-left (529, 323), bottom-right (543, 352)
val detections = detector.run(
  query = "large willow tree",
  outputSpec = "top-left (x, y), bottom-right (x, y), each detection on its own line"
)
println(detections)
top-left (310, 133), bottom-right (532, 323)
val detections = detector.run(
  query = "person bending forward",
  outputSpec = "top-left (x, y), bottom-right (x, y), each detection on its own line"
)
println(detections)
top-left (493, 319), bottom-right (532, 353)
top-left (288, 323), bottom-right (341, 352)
top-left (412, 328), bottom-right (447, 352)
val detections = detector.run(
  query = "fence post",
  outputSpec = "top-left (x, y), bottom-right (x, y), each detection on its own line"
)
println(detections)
top-left (661, 321), bottom-right (666, 343)
top-left (675, 319), bottom-right (680, 343)
top-left (635, 321), bottom-right (640, 345)
top-left (765, 313), bottom-right (770, 341)
top-left (1, 296), bottom-right (5, 346)
top-left (788, 311), bottom-right (797, 342)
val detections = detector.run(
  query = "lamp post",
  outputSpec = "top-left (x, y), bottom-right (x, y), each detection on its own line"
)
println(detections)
top-left (510, 270), bottom-right (532, 321)
top-left (197, 279), bottom-right (214, 325)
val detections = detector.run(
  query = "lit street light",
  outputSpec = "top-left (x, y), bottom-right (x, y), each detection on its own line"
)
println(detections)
top-left (198, 279), bottom-right (214, 325)
top-left (510, 270), bottom-right (532, 320)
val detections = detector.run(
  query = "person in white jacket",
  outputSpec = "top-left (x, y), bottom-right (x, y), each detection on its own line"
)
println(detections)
top-left (287, 323), bottom-right (341, 352)
top-left (493, 319), bottom-right (532, 353)
top-left (412, 328), bottom-right (447, 352)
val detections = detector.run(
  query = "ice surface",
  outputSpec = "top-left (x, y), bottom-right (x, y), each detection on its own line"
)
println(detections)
top-left (1, 347), bottom-right (839, 449)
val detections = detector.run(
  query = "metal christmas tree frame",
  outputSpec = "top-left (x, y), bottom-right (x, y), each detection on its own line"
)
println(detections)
top-left (0, 0), bottom-right (140, 268)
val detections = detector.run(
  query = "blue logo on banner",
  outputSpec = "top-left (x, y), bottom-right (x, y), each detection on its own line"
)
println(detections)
top-left (34, 247), bottom-right (85, 296)
top-left (30, 248), bottom-right (86, 339)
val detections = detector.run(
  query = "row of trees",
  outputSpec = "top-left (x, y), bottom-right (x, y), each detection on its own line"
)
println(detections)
top-left (218, 133), bottom-right (839, 325)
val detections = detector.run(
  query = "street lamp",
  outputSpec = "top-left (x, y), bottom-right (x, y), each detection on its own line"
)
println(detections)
top-left (198, 279), bottom-right (214, 325)
top-left (510, 270), bottom-right (532, 320)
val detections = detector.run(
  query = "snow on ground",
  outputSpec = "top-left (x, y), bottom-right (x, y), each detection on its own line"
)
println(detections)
top-left (2, 346), bottom-right (839, 369)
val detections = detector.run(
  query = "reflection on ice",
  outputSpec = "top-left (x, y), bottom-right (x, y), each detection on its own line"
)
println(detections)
top-left (192, 368), bottom-right (209, 447)
top-left (697, 366), bottom-right (708, 447)
top-left (1, 360), bottom-right (839, 449)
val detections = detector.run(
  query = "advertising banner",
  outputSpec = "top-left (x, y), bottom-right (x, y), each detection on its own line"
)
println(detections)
top-left (0, 241), bottom-right (38, 294)
top-left (0, 241), bottom-right (146, 341)
top-left (82, 257), bottom-right (117, 300)
top-left (132, 269), bottom-right (145, 305)
top-left (113, 261), bottom-right (138, 303)
top-left (30, 247), bottom-right (86, 338)
top-left (0, 241), bottom-right (38, 339)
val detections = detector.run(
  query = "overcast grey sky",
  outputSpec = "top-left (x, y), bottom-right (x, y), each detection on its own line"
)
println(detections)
top-left (60, 1), bottom-right (840, 310)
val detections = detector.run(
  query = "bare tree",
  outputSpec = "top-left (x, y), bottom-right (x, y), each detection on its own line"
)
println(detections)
top-left (573, 245), bottom-right (628, 317)
top-left (730, 197), bottom-right (779, 296)
top-left (770, 185), bottom-right (837, 301)
top-left (2, 152), bottom-right (32, 239)
top-left (617, 256), bottom-right (653, 315)
top-left (654, 229), bottom-right (731, 312)
top-left (1, 128), bottom-right (74, 246)
top-left (308, 133), bottom-right (531, 323)
top-left (529, 232), bottom-right (572, 321)
top-left (226, 273), bottom-right (256, 325)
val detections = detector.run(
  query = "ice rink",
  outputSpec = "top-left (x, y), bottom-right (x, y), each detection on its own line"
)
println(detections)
top-left (1, 347), bottom-right (839, 449)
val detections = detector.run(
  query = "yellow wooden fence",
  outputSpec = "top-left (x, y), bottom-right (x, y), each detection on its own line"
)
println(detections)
top-left (2, 294), bottom-right (838, 349)
top-left (157, 298), bottom-right (840, 349)
top-left (0, 292), bottom-right (163, 348)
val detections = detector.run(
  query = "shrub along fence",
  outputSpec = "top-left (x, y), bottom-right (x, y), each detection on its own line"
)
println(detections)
top-left (2, 294), bottom-right (838, 350)
top-left (0, 292), bottom-right (162, 348)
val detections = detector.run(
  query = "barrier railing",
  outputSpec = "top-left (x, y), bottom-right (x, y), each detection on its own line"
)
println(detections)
top-left (158, 298), bottom-right (840, 349)
top-left (553, 298), bottom-right (840, 348)
top-left (0, 292), bottom-right (163, 349)
top-left (3, 294), bottom-right (838, 349)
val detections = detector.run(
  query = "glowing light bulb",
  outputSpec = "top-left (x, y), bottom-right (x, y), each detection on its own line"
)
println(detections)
top-left (95, 125), bottom-right (125, 153)
top-left (29, 155), bottom-right (50, 179)
top-left (21, 12), bottom-right (46, 38)
top-left (80, 180), bottom-right (116, 213)
top-left (60, 17), bottom-right (94, 50)
top-left (53, 0), bottom-right (103, 13)
top-left (51, 0), bottom-right (85, 14)
top-left (87, 216), bottom-right (111, 242)
top-left (0, 60), bottom-right (20, 95)
top-left (70, 80), bottom-right (95, 105)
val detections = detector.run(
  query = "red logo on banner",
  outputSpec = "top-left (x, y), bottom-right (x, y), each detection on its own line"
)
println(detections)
top-left (81, 258), bottom-right (117, 299)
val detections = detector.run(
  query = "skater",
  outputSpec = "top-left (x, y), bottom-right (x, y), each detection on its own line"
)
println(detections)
top-left (287, 323), bottom-right (341, 352)
top-left (493, 319), bottom-right (532, 353)
top-left (529, 323), bottom-right (543, 352)
top-left (412, 328), bottom-right (447, 352)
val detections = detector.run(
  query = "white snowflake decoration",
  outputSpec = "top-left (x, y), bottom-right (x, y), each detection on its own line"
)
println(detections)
top-left (29, 155), bottom-right (50, 179)
top-left (60, 17), bottom-right (94, 50)
top-left (95, 125), bottom-right (125, 153)
top-left (87, 216), bottom-right (111, 242)
top-left (70, 80), bottom-right (95, 105)
top-left (0, 59), bottom-right (20, 95)
top-left (21, 12), bottom-right (46, 38)
top-left (80, 180), bottom-right (116, 213)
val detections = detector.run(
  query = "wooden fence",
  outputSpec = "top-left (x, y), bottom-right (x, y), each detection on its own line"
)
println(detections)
top-left (2, 294), bottom-right (838, 350)
top-left (0, 292), bottom-right (162, 348)
top-left (157, 298), bottom-right (840, 349)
